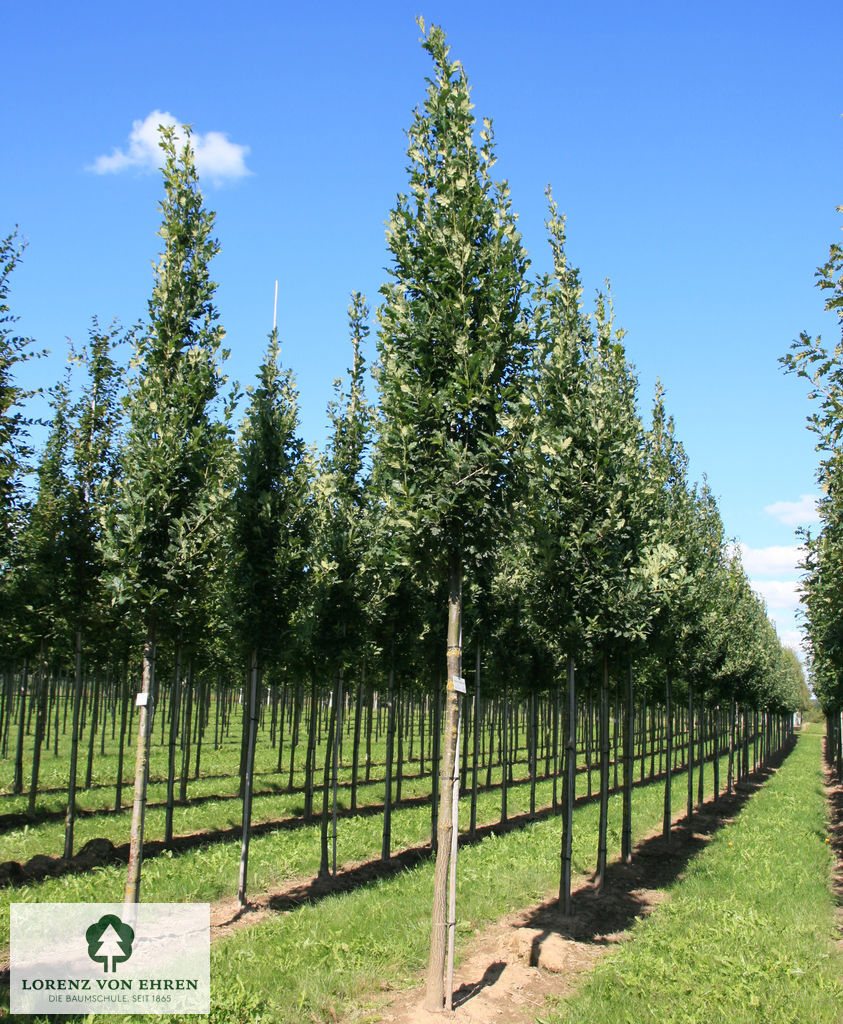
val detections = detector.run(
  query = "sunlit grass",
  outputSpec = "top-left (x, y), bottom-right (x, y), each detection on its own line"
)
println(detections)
top-left (543, 724), bottom-right (843, 1024)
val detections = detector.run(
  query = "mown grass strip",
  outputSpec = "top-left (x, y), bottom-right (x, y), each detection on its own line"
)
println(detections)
top-left (541, 724), bottom-right (842, 1024)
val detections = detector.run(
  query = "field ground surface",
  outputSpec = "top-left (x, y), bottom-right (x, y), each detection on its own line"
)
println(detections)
top-left (1, 720), bottom-right (832, 1022)
top-left (375, 723), bottom-right (842, 1024)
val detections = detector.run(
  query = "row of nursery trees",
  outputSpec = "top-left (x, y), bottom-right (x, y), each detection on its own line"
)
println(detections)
top-left (783, 203), bottom-right (843, 766)
top-left (1, 21), bottom-right (808, 1011)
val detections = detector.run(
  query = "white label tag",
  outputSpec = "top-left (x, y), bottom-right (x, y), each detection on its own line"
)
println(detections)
top-left (135, 692), bottom-right (149, 707)
top-left (452, 676), bottom-right (466, 694)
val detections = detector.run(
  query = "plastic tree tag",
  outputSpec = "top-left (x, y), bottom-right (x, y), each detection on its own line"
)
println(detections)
top-left (452, 676), bottom-right (466, 694)
top-left (135, 692), bottom-right (149, 707)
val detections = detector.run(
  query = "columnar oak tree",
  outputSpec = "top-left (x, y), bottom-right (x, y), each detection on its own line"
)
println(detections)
top-left (64, 320), bottom-right (125, 856)
top-left (375, 21), bottom-right (529, 1010)
top-left (782, 206), bottom-right (843, 725)
top-left (231, 324), bottom-right (310, 904)
top-left (102, 126), bottom-right (233, 904)
top-left (312, 292), bottom-right (373, 879)
top-left (0, 230), bottom-right (44, 664)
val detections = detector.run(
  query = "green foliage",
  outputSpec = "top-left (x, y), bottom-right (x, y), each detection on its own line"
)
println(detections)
top-left (311, 292), bottom-right (374, 668)
top-left (0, 230), bottom-right (44, 538)
top-left (101, 125), bottom-right (234, 641)
top-left (781, 206), bottom-right (843, 710)
top-left (375, 20), bottom-right (530, 576)
top-left (231, 327), bottom-right (311, 667)
top-left (14, 374), bottom-right (74, 652)
top-left (0, 229), bottom-right (46, 652)
top-left (65, 319), bottom-right (128, 653)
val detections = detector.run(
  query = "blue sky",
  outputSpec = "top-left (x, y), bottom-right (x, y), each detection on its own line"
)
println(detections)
top-left (4, 0), bottom-right (841, 656)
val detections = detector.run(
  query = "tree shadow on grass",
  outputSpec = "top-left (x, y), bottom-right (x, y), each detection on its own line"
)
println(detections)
top-left (519, 736), bottom-right (797, 974)
top-left (821, 737), bottom-right (843, 926)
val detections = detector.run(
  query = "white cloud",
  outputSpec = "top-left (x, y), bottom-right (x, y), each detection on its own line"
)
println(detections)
top-left (751, 579), bottom-right (802, 611)
top-left (777, 628), bottom-right (806, 655)
top-left (764, 494), bottom-right (820, 527)
top-left (738, 542), bottom-right (803, 579)
top-left (89, 111), bottom-right (251, 184)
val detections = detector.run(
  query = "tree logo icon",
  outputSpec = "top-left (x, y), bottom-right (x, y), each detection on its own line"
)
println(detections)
top-left (85, 914), bottom-right (135, 972)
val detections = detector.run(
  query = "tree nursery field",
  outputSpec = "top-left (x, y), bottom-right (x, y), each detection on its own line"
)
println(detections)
top-left (2, 14), bottom-right (841, 1024)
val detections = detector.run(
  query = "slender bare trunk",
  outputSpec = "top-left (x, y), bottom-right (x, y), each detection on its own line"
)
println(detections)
top-left (124, 631), bottom-right (156, 905)
top-left (424, 553), bottom-right (462, 1013)
top-left (663, 670), bottom-right (673, 843)
top-left (318, 669), bottom-right (339, 879)
top-left (165, 644), bottom-right (182, 847)
top-left (621, 662), bottom-right (633, 864)
top-left (686, 682), bottom-right (695, 820)
top-left (595, 653), bottom-right (610, 893)
top-left (469, 638), bottom-right (480, 838)
top-left (115, 660), bottom-right (129, 811)
top-left (331, 667), bottom-right (343, 876)
top-left (13, 660), bottom-right (28, 795)
top-left (237, 649), bottom-right (260, 906)
top-left (381, 646), bottom-right (395, 862)
top-left (559, 654), bottom-right (576, 913)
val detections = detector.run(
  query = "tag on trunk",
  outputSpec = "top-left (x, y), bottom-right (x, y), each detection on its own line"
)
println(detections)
top-left (452, 676), bottom-right (466, 694)
top-left (135, 692), bottom-right (149, 707)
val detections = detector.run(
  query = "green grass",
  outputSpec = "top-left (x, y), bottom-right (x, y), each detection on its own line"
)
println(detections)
top-left (542, 724), bottom-right (843, 1024)
top-left (7, 747), bottom-right (726, 1024)
top-left (1, 700), bottom-right (752, 1022)
top-left (0, 753), bottom-right (609, 954)
top-left (178, 750), bottom-right (735, 1024)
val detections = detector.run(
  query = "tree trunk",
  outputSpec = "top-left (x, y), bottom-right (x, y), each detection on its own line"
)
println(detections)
top-left (621, 662), bottom-right (633, 864)
top-left (124, 631), bottom-right (157, 904)
top-left (431, 685), bottom-right (441, 850)
top-left (165, 646), bottom-right (183, 846)
top-left (469, 638), bottom-right (481, 838)
top-left (559, 654), bottom-right (576, 913)
top-left (179, 663), bottom-right (194, 803)
top-left (84, 670), bottom-right (100, 790)
top-left (13, 660), bottom-right (28, 795)
top-left (595, 653), bottom-right (610, 893)
top-left (529, 690), bottom-right (537, 818)
top-left (696, 694), bottom-right (706, 808)
top-left (304, 675), bottom-right (317, 819)
top-left (237, 649), bottom-right (260, 905)
top-left (686, 682), bottom-right (695, 820)
top-left (585, 690), bottom-right (593, 799)
top-left (115, 661), bottom-right (129, 812)
top-left (382, 647), bottom-right (396, 862)
top-left (331, 667), bottom-right (343, 876)
top-left (318, 669), bottom-right (339, 879)
top-left (351, 676), bottom-right (363, 812)
top-left (663, 671), bottom-right (673, 844)
top-left (194, 675), bottom-right (206, 779)
top-left (288, 682), bottom-right (301, 792)
top-left (424, 553), bottom-right (462, 1013)
top-left (27, 641), bottom-right (49, 819)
